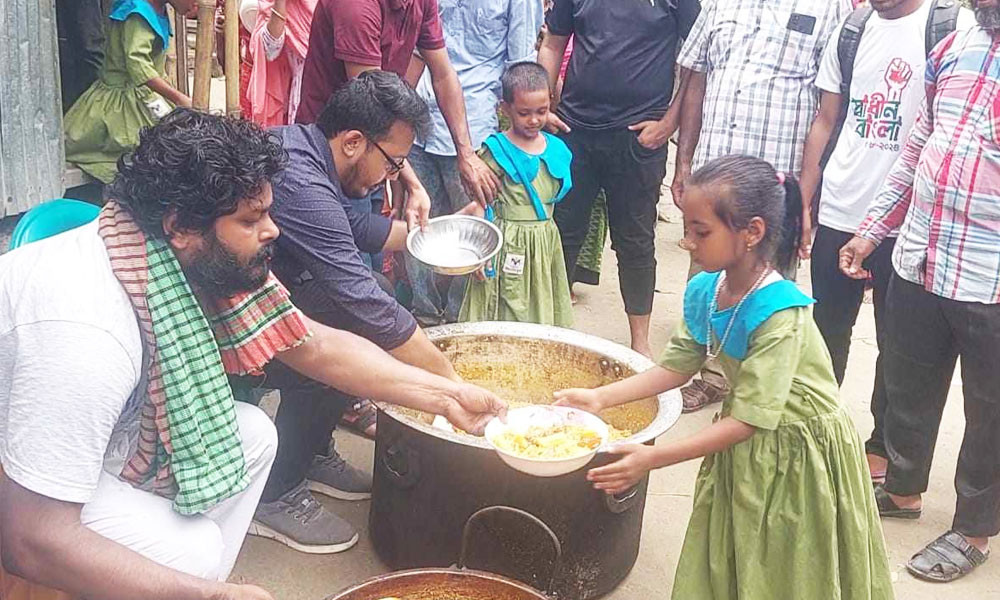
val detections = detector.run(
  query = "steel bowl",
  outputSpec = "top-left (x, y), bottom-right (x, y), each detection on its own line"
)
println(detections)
top-left (406, 215), bottom-right (503, 276)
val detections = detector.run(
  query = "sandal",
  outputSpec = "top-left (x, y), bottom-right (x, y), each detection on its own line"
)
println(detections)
top-left (907, 531), bottom-right (989, 583)
top-left (340, 399), bottom-right (378, 439)
top-left (681, 379), bottom-right (727, 413)
top-left (874, 485), bottom-right (921, 519)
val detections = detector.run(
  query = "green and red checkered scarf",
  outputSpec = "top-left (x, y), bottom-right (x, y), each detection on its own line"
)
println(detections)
top-left (98, 201), bottom-right (310, 514)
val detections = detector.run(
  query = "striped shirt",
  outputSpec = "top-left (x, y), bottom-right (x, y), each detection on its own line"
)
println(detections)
top-left (857, 27), bottom-right (1000, 304)
top-left (677, 0), bottom-right (850, 175)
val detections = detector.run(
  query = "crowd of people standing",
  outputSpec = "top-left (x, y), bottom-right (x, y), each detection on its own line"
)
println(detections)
top-left (4, 0), bottom-right (999, 597)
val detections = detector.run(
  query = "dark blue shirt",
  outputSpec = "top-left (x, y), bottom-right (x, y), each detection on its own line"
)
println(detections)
top-left (269, 124), bottom-right (417, 350)
top-left (546, 0), bottom-right (700, 131)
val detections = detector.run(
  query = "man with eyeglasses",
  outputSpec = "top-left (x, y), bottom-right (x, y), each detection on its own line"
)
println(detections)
top-left (247, 71), bottom-right (467, 554)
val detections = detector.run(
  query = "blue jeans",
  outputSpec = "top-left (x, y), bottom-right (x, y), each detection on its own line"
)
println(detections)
top-left (406, 146), bottom-right (471, 325)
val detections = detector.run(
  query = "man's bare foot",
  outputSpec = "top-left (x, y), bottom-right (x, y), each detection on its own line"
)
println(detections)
top-left (631, 341), bottom-right (653, 358)
top-left (888, 491), bottom-right (922, 511)
top-left (867, 453), bottom-right (888, 480)
top-left (627, 313), bottom-right (653, 358)
top-left (963, 534), bottom-right (990, 554)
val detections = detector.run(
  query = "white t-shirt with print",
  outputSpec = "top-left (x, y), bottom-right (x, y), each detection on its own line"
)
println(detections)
top-left (0, 221), bottom-right (143, 504)
top-left (814, 2), bottom-right (975, 233)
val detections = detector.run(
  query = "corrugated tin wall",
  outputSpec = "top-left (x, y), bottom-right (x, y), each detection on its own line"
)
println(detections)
top-left (0, 0), bottom-right (64, 218)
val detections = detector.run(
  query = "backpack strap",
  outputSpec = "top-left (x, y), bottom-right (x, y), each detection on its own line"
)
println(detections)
top-left (820, 6), bottom-right (874, 170)
top-left (926, 0), bottom-right (960, 55)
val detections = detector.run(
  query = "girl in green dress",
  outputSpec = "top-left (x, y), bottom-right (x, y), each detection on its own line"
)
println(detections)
top-left (64, 0), bottom-right (195, 184)
top-left (555, 155), bottom-right (892, 599)
top-left (459, 62), bottom-right (574, 327)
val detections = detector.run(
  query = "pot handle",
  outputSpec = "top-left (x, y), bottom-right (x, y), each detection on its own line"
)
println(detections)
top-left (603, 485), bottom-right (641, 514)
top-left (379, 440), bottom-right (421, 489)
top-left (457, 506), bottom-right (563, 595)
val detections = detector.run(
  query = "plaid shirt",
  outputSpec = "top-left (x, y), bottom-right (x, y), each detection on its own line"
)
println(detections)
top-left (677, 0), bottom-right (850, 175)
top-left (857, 27), bottom-right (1000, 304)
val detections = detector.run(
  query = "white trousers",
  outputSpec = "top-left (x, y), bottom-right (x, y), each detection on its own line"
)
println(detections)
top-left (80, 403), bottom-right (277, 581)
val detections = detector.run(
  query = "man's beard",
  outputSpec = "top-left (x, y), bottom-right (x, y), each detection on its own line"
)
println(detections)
top-left (342, 162), bottom-right (382, 199)
top-left (184, 231), bottom-right (274, 298)
top-left (976, 2), bottom-right (1000, 32)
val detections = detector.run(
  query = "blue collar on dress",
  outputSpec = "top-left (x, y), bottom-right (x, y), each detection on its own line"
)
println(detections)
top-left (110, 0), bottom-right (172, 50)
top-left (482, 132), bottom-right (573, 220)
top-left (683, 271), bottom-right (814, 360)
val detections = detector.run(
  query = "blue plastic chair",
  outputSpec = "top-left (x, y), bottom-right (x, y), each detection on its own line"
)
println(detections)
top-left (8, 198), bottom-right (101, 251)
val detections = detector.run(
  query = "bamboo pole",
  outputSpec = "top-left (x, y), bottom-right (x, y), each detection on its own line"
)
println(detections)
top-left (174, 10), bottom-right (190, 96)
top-left (165, 6), bottom-right (178, 87)
top-left (192, 0), bottom-right (216, 110)
top-left (224, 0), bottom-right (241, 117)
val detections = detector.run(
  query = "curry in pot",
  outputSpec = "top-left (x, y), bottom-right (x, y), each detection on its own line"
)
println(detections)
top-left (395, 335), bottom-right (659, 440)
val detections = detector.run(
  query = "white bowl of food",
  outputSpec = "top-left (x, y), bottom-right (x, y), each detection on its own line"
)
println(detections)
top-left (485, 405), bottom-right (609, 477)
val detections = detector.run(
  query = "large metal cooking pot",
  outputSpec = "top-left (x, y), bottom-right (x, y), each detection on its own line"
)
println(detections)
top-left (327, 569), bottom-right (547, 600)
top-left (330, 507), bottom-right (558, 600)
top-left (371, 322), bottom-right (682, 599)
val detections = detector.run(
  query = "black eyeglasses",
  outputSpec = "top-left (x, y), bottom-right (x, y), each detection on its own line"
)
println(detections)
top-left (366, 135), bottom-right (405, 175)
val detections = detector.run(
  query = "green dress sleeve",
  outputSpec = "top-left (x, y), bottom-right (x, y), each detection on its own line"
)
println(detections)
top-left (123, 15), bottom-right (163, 87)
top-left (478, 146), bottom-right (508, 182)
top-left (658, 319), bottom-right (707, 375)
top-left (728, 308), bottom-right (805, 430)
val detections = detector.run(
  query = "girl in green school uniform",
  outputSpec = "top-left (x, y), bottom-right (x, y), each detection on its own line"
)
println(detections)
top-left (459, 62), bottom-right (574, 328)
top-left (64, 0), bottom-right (195, 184)
top-left (555, 155), bottom-right (892, 599)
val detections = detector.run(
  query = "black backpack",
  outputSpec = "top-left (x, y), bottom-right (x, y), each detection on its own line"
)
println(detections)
top-left (819, 0), bottom-right (961, 168)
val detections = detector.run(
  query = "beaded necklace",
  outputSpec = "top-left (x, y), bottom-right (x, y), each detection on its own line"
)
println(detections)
top-left (706, 265), bottom-right (772, 359)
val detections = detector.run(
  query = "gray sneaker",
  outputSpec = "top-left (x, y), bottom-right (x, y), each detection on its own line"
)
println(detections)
top-left (249, 482), bottom-right (359, 554)
top-left (307, 449), bottom-right (372, 501)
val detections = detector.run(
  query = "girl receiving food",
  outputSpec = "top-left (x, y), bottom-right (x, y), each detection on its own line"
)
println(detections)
top-left (555, 155), bottom-right (892, 599)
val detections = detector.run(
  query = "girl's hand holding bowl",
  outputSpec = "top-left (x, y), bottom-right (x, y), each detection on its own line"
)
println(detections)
top-left (552, 387), bottom-right (606, 415)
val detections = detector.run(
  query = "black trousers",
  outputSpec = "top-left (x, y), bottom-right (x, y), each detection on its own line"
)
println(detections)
top-left (256, 275), bottom-right (393, 502)
top-left (882, 274), bottom-right (1000, 537)
top-left (810, 225), bottom-right (895, 457)
top-left (257, 359), bottom-right (348, 503)
top-left (56, 0), bottom-right (105, 111)
top-left (555, 128), bottom-right (667, 316)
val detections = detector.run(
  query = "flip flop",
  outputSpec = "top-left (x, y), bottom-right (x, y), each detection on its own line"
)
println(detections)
top-left (907, 531), bottom-right (989, 583)
top-left (874, 484), bottom-right (921, 519)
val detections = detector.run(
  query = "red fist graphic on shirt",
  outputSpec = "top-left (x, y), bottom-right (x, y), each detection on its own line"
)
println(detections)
top-left (884, 58), bottom-right (914, 100)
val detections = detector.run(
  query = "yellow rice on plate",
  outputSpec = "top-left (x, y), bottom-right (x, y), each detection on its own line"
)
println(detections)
top-left (492, 424), bottom-right (602, 459)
